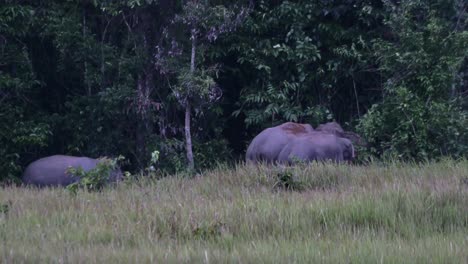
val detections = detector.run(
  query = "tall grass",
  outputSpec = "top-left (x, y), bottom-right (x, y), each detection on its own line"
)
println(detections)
top-left (1, 160), bottom-right (467, 263)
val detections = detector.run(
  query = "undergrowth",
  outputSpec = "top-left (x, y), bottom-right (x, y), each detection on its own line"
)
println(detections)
top-left (1, 160), bottom-right (467, 263)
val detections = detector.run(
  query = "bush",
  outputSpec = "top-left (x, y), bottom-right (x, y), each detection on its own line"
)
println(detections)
top-left (358, 0), bottom-right (468, 161)
top-left (359, 89), bottom-right (468, 160)
top-left (66, 156), bottom-right (122, 194)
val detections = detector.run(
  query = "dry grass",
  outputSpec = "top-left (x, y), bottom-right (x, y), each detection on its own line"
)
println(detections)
top-left (1, 160), bottom-right (468, 263)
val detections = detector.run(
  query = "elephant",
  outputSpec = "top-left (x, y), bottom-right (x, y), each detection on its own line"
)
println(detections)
top-left (316, 121), bottom-right (366, 147)
top-left (277, 132), bottom-right (355, 164)
top-left (246, 122), bottom-right (314, 164)
top-left (22, 155), bottom-right (122, 187)
top-left (315, 121), bottom-right (344, 134)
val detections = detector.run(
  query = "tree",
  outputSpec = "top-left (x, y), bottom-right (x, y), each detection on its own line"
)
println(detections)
top-left (1, 0), bottom-right (467, 182)
top-left (96, 0), bottom-right (178, 168)
top-left (358, 0), bottom-right (468, 160)
top-left (171, 0), bottom-right (250, 170)
top-left (229, 0), bottom-right (383, 129)
top-left (0, 3), bottom-right (52, 181)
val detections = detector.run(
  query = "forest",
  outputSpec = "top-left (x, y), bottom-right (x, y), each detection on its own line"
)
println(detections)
top-left (1, 1), bottom-right (468, 261)
top-left (1, 0), bottom-right (467, 180)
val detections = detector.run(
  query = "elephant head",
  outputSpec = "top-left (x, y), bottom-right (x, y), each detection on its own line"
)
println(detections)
top-left (316, 122), bottom-right (345, 134)
top-left (316, 121), bottom-right (366, 147)
top-left (340, 137), bottom-right (355, 162)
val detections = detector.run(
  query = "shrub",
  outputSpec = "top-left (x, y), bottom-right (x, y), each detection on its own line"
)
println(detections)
top-left (66, 156), bottom-right (122, 194)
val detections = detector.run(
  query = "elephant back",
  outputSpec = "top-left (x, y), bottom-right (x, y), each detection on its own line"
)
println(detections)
top-left (316, 122), bottom-right (344, 135)
top-left (280, 122), bottom-right (314, 135)
top-left (22, 155), bottom-right (118, 187)
top-left (246, 122), bottom-right (314, 163)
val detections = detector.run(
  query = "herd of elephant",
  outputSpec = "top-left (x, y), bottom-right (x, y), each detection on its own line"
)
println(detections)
top-left (21, 122), bottom-right (363, 187)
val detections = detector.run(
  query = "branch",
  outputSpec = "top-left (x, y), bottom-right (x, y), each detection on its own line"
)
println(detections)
top-left (101, 15), bottom-right (114, 77)
top-left (122, 12), bottom-right (137, 51)
top-left (453, 2), bottom-right (467, 32)
top-left (352, 76), bottom-right (361, 117)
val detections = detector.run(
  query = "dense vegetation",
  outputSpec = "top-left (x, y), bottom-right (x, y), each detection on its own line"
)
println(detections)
top-left (1, 161), bottom-right (467, 262)
top-left (1, 0), bottom-right (467, 179)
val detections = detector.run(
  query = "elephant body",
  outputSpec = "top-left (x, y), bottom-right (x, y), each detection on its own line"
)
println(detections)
top-left (277, 133), bottom-right (355, 164)
top-left (22, 155), bottom-right (122, 187)
top-left (246, 122), bottom-right (314, 163)
top-left (246, 122), bottom-right (358, 164)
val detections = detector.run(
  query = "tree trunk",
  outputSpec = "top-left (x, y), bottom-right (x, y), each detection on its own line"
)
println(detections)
top-left (135, 71), bottom-right (154, 169)
top-left (185, 100), bottom-right (194, 170)
top-left (133, 7), bottom-right (159, 171)
top-left (184, 29), bottom-right (197, 170)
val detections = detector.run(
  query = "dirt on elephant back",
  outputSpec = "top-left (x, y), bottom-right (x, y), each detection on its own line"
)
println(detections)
top-left (281, 122), bottom-right (311, 135)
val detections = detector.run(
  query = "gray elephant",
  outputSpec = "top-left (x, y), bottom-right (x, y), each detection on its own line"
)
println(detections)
top-left (277, 132), bottom-right (355, 164)
top-left (246, 122), bottom-right (314, 163)
top-left (316, 121), bottom-right (344, 134)
top-left (316, 121), bottom-right (366, 147)
top-left (22, 155), bottom-right (122, 187)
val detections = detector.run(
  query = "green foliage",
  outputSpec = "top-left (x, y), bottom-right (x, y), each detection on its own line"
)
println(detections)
top-left (66, 156), bottom-right (122, 194)
top-left (359, 0), bottom-right (468, 160)
top-left (174, 66), bottom-right (218, 105)
top-left (231, 1), bottom-right (323, 126)
top-left (193, 138), bottom-right (233, 170)
top-left (1, 0), bottom-right (467, 181)
top-left (149, 138), bottom-right (186, 173)
top-left (229, 0), bottom-right (382, 127)
top-left (154, 137), bottom-right (232, 174)
top-left (0, 201), bottom-right (10, 217)
top-left (0, 3), bottom-right (52, 181)
top-left (60, 87), bottom-right (134, 155)
top-left (150, 150), bottom-right (160, 166)
top-left (273, 168), bottom-right (305, 191)
top-left (191, 221), bottom-right (224, 241)
top-left (144, 150), bottom-right (160, 177)
top-left (360, 90), bottom-right (468, 160)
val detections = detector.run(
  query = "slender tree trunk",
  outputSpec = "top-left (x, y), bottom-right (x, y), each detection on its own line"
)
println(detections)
top-left (134, 7), bottom-right (158, 171)
top-left (451, 82), bottom-right (456, 99)
top-left (135, 71), bottom-right (154, 169)
top-left (101, 19), bottom-right (110, 86)
top-left (185, 29), bottom-right (196, 170)
top-left (352, 77), bottom-right (361, 117)
top-left (185, 100), bottom-right (194, 170)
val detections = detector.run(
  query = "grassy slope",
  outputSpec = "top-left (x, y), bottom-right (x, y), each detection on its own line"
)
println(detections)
top-left (1, 160), bottom-right (467, 263)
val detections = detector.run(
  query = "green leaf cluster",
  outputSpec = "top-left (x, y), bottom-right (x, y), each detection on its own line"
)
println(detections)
top-left (358, 0), bottom-right (468, 160)
top-left (66, 156), bottom-right (123, 194)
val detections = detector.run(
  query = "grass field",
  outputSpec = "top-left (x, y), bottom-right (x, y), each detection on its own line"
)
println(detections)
top-left (1, 160), bottom-right (468, 263)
